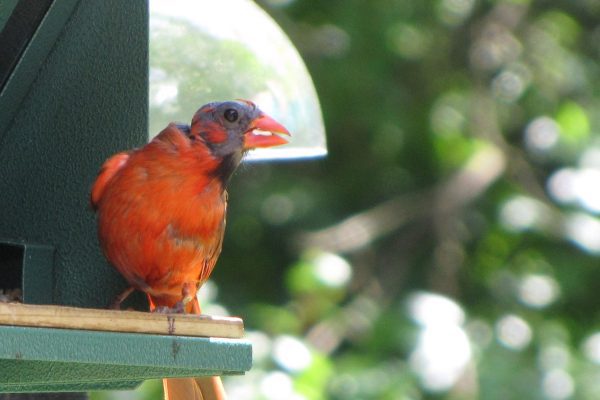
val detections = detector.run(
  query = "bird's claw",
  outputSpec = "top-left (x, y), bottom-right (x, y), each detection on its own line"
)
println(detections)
top-left (152, 301), bottom-right (186, 314)
top-left (109, 287), bottom-right (135, 310)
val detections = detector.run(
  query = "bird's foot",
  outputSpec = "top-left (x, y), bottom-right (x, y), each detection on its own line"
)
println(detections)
top-left (109, 286), bottom-right (135, 310)
top-left (153, 302), bottom-right (186, 314)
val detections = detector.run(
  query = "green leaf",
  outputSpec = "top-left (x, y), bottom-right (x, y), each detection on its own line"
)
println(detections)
top-left (556, 101), bottom-right (589, 144)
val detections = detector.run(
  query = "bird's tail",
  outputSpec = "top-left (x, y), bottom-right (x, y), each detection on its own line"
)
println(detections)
top-left (152, 295), bottom-right (226, 400)
top-left (163, 376), bottom-right (226, 400)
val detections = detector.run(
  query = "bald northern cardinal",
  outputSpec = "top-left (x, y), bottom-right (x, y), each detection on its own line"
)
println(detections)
top-left (91, 100), bottom-right (289, 400)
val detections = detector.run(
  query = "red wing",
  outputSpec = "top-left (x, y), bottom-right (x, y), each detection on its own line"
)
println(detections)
top-left (198, 212), bottom-right (226, 284)
top-left (90, 152), bottom-right (130, 210)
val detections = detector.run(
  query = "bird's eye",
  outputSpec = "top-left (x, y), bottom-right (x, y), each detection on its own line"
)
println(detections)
top-left (224, 108), bottom-right (239, 122)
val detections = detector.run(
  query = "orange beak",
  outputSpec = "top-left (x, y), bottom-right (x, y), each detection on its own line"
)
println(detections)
top-left (243, 113), bottom-right (291, 149)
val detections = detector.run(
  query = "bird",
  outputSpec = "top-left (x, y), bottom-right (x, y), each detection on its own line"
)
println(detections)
top-left (90, 100), bottom-right (290, 400)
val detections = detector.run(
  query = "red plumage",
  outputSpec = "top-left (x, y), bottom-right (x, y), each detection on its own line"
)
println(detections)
top-left (91, 100), bottom-right (289, 399)
top-left (92, 124), bottom-right (226, 311)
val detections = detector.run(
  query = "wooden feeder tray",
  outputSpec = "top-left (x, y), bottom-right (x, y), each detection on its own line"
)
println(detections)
top-left (0, 303), bottom-right (252, 393)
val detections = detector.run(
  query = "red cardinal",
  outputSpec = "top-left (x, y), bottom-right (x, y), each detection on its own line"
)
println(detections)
top-left (91, 100), bottom-right (289, 400)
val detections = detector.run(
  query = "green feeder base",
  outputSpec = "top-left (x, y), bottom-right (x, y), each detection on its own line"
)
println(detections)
top-left (0, 324), bottom-right (251, 392)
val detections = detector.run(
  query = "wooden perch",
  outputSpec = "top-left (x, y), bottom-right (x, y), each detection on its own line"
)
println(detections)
top-left (0, 303), bottom-right (243, 339)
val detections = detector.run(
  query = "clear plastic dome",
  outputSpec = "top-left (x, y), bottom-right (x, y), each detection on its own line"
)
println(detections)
top-left (149, 0), bottom-right (327, 160)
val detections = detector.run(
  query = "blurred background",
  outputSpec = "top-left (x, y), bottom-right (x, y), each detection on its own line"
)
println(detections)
top-left (93, 0), bottom-right (600, 399)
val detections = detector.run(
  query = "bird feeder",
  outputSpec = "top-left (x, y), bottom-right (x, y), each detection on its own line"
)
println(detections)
top-left (0, 0), bottom-right (324, 394)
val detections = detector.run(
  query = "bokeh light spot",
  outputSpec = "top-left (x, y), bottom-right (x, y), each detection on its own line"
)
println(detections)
top-left (259, 371), bottom-right (300, 400)
top-left (565, 213), bottom-right (600, 253)
top-left (273, 335), bottom-right (312, 373)
top-left (499, 195), bottom-right (547, 232)
top-left (409, 292), bottom-right (465, 326)
top-left (583, 332), bottom-right (600, 364)
top-left (547, 168), bottom-right (578, 204)
top-left (542, 369), bottom-right (575, 400)
top-left (524, 116), bottom-right (560, 154)
top-left (492, 66), bottom-right (528, 102)
top-left (408, 293), bottom-right (471, 392)
top-left (312, 252), bottom-right (352, 288)
top-left (410, 325), bottom-right (471, 392)
top-left (496, 314), bottom-right (532, 351)
top-left (437, 0), bottom-right (475, 26)
top-left (572, 169), bottom-right (600, 213)
top-left (518, 274), bottom-right (560, 308)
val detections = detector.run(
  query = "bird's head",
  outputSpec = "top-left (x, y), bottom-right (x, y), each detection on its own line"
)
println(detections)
top-left (188, 100), bottom-right (290, 183)
top-left (190, 100), bottom-right (290, 158)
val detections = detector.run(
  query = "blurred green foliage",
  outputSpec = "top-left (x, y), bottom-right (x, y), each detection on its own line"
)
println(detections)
top-left (93, 0), bottom-right (600, 399)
